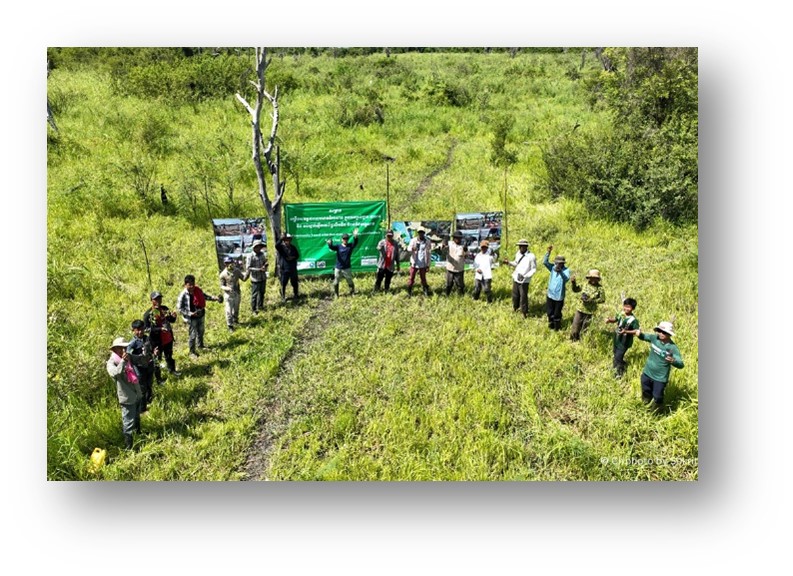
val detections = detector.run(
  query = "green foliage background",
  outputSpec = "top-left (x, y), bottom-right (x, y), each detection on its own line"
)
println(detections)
top-left (47, 48), bottom-right (698, 480)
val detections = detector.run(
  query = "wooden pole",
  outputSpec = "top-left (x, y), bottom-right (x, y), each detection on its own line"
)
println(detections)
top-left (503, 166), bottom-right (508, 251)
top-left (386, 162), bottom-right (391, 228)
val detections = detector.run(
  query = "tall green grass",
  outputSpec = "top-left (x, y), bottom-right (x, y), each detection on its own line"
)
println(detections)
top-left (47, 50), bottom-right (697, 480)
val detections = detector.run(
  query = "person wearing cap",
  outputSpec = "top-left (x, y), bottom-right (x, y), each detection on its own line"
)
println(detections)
top-left (441, 230), bottom-right (468, 296)
top-left (374, 229), bottom-right (401, 293)
top-left (127, 319), bottom-right (157, 413)
top-left (605, 297), bottom-right (640, 378)
top-left (624, 320), bottom-right (684, 411)
top-left (472, 239), bottom-right (496, 303)
top-left (569, 268), bottom-right (606, 341)
top-left (275, 233), bottom-right (300, 302)
top-left (143, 290), bottom-right (179, 380)
top-left (245, 240), bottom-right (269, 314)
top-left (106, 337), bottom-right (143, 450)
top-left (407, 227), bottom-right (433, 297)
top-left (503, 239), bottom-right (537, 318)
top-left (326, 229), bottom-right (359, 297)
top-left (177, 274), bottom-right (221, 355)
top-left (542, 245), bottom-right (572, 330)
top-left (219, 256), bottom-right (249, 331)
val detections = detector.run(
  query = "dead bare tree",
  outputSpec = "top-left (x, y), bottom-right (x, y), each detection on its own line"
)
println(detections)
top-left (235, 47), bottom-right (286, 252)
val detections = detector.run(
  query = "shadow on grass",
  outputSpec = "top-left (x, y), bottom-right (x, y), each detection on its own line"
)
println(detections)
top-left (143, 407), bottom-right (226, 440)
top-left (176, 358), bottom-right (231, 377)
top-left (211, 336), bottom-right (250, 351)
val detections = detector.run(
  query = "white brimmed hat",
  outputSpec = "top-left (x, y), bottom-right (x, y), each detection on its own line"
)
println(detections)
top-left (110, 337), bottom-right (130, 350)
top-left (654, 321), bottom-right (675, 337)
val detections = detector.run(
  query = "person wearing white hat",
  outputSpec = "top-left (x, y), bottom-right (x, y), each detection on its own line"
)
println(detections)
top-left (570, 268), bottom-right (606, 341)
top-left (406, 227), bottom-right (432, 296)
top-left (503, 239), bottom-right (537, 318)
top-left (106, 337), bottom-right (143, 450)
top-left (624, 320), bottom-right (684, 411)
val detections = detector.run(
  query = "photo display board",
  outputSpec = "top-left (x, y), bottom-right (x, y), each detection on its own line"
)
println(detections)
top-left (391, 221), bottom-right (453, 268)
top-left (212, 217), bottom-right (267, 271)
top-left (454, 211), bottom-right (503, 267)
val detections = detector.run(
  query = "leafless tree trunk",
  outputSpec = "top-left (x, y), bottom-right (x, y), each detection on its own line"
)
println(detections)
top-left (236, 48), bottom-right (286, 256)
top-left (594, 47), bottom-right (615, 72)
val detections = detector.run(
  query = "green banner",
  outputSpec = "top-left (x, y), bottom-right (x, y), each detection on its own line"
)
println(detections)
top-left (284, 201), bottom-right (387, 275)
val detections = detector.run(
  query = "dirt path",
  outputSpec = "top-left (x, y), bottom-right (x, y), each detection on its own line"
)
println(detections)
top-left (394, 138), bottom-right (458, 213)
top-left (243, 142), bottom-right (458, 480)
top-left (242, 296), bottom-right (333, 480)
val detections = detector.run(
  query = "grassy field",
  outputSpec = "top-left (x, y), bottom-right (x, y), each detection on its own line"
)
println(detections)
top-left (47, 49), bottom-right (697, 480)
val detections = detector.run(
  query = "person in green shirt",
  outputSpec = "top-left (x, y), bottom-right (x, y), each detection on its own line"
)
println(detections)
top-left (570, 269), bottom-right (606, 341)
top-left (604, 297), bottom-right (639, 378)
top-left (625, 320), bottom-right (684, 411)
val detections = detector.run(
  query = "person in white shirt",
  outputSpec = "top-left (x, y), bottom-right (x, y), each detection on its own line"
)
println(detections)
top-left (472, 240), bottom-right (495, 303)
top-left (502, 239), bottom-right (537, 318)
top-left (407, 228), bottom-right (433, 297)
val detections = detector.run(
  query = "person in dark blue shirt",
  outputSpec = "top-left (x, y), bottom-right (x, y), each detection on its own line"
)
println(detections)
top-left (275, 234), bottom-right (300, 301)
top-left (327, 229), bottom-right (358, 297)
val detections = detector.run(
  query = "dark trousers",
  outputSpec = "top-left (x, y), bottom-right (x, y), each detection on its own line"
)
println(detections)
top-left (613, 346), bottom-right (628, 376)
top-left (512, 282), bottom-right (529, 317)
top-left (375, 267), bottom-right (395, 292)
top-left (473, 278), bottom-right (492, 302)
top-left (445, 270), bottom-right (465, 296)
top-left (641, 373), bottom-right (667, 404)
top-left (570, 310), bottom-right (592, 341)
top-left (137, 368), bottom-right (154, 412)
top-left (279, 269), bottom-right (299, 299)
top-left (154, 340), bottom-right (175, 382)
top-left (251, 280), bottom-right (265, 312)
top-left (546, 297), bottom-right (565, 330)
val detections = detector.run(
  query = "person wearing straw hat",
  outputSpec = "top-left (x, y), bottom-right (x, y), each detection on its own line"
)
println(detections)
top-left (441, 230), bottom-right (468, 296)
top-left (503, 239), bottom-right (536, 318)
top-left (624, 320), bottom-right (684, 412)
top-left (219, 256), bottom-right (249, 331)
top-left (542, 245), bottom-right (572, 330)
top-left (406, 226), bottom-right (432, 297)
top-left (374, 229), bottom-right (401, 293)
top-left (569, 268), bottom-right (606, 341)
top-left (472, 239), bottom-right (496, 303)
top-left (245, 239), bottom-right (268, 314)
top-left (106, 337), bottom-right (143, 450)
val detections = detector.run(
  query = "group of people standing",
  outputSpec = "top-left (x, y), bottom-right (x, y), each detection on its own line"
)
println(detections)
top-left (106, 229), bottom-right (685, 450)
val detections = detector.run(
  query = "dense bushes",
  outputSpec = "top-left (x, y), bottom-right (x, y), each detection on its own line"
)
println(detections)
top-left (542, 48), bottom-right (698, 228)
